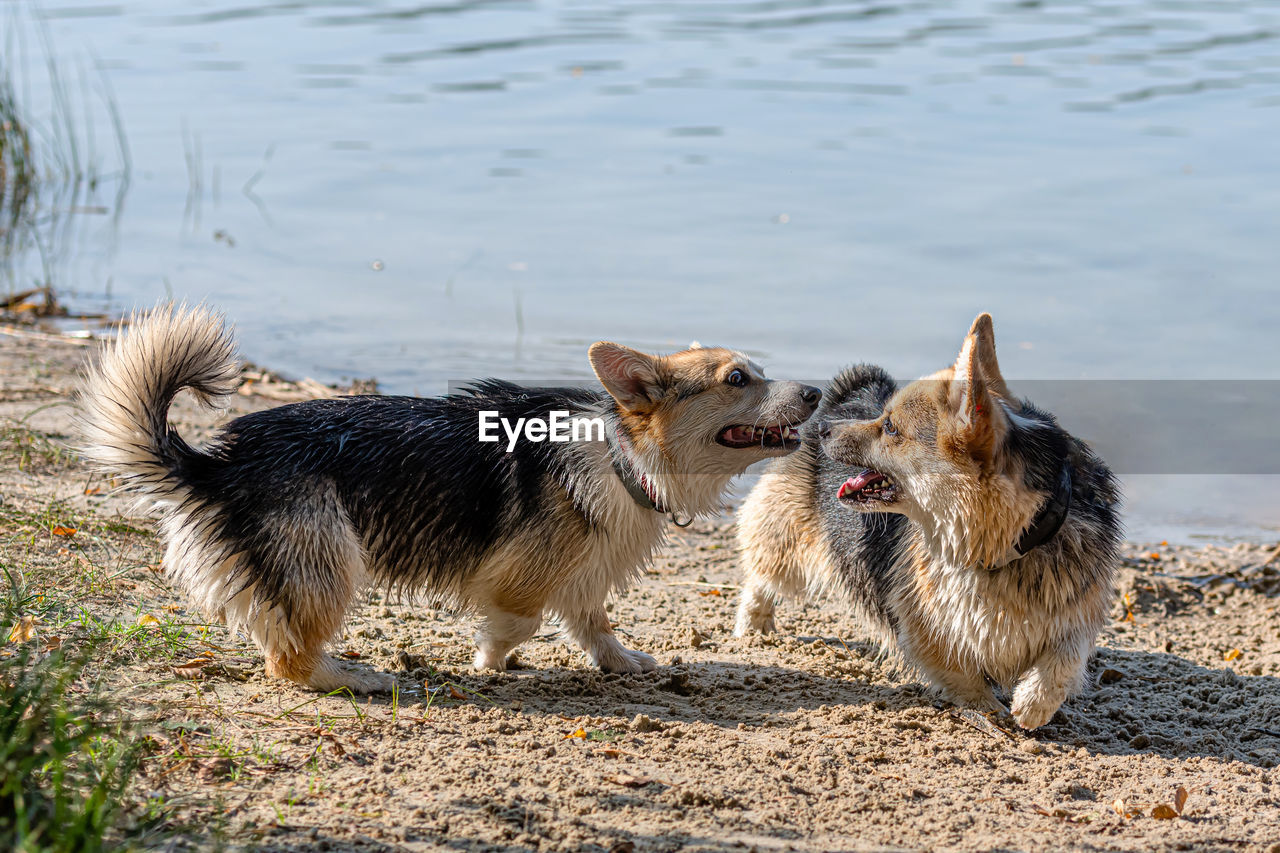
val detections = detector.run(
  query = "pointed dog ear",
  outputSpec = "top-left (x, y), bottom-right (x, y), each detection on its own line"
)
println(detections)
top-left (949, 313), bottom-right (1009, 458)
top-left (965, 312), bottom-right (1010, 400)
top-left (589, 342), bottom-right (662, 412)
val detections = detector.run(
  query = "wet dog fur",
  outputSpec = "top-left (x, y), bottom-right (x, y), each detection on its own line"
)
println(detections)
top-left (734, 314), bottom-right (1120, 729)
top-left (79, 305), bottom-right (821, 693)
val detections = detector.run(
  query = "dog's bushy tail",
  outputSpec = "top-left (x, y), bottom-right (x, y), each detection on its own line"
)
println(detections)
top-left (77, 304), bottom-right (239, 507)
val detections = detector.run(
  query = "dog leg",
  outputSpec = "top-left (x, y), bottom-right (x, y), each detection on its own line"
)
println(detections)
top-left (734, 577), bottom-right (781, 636)
top-left (903, 634), bottom-right (1006, 713)
top-left (733, 553), bottom-right (818, 637)
top-left (1011, 635), bottom-right (1091, 730)
top-left (473, 607), bottom-right (542, 672)
top-left (560, 607), bottom-right (657, 674)
top-left (251, 521), bottom-right (395, 693)
top-left (256, 597), bottom-right (394, 694)
top-left (733, 469), bottom-right (817, 637)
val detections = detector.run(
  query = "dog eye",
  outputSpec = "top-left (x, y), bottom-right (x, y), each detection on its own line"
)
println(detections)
top-left (883, 417), bottom-right (897, 436)
top-left (725, 369), bottom-right (749, 388)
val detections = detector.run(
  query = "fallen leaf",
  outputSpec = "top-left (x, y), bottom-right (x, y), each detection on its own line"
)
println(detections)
top-left (1151, 804), bottom-right (1179, 820)
top-left (1225, 648), bottom-right (1242, 662)
top-left (172, 654), bottom-right (215, 680)
top-left (50, 525), bottom-right (77, 537)
top-left (340, 649), bottom-right (361, 659)
top-left (564, 727), bottom-right (587, 740)
top-left (43, 636), bottom-right (62, 651)
top-left (83, 486), bottom-right (100, 496)
top-left (606, 774), bottom-right (654, 788)
top-left (448, 685), bottom-right (468, 700)
top-left (1100, 668), bottom-right (1125, 684)
top-left (697, 588), bottom-right (722, 597)
top-left (136, 613), bottom-right (160, 627)
top-left (7, 615), bottom-right (38, 643)
top-left (1174, 786), bottom-right (1189, 814)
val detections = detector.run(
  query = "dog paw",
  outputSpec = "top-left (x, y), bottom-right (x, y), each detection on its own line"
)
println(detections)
top-left (732, 611), bottom-right (776, 637)
top-left (1011, 683), bottom-right (1063, 730)
top-left (473, 647), bottom-right (510, 672)
top-left (307, 660), bottom-right (396, 694)
top-left (733, 589), bottom-right (779, 637)
top-left (348, 671), bottom-right (397, 694)
top-left (594, 644), bottom-right (658, 674)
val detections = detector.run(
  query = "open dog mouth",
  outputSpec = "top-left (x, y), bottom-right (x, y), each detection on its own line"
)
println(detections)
top-left (716, 424), bottom-right (801, 450)
top-left (837, 469), bottom-right (899, 504)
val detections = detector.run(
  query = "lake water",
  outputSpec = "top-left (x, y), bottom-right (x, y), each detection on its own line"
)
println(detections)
top-left (4, 0), bottom-right (1279, 543)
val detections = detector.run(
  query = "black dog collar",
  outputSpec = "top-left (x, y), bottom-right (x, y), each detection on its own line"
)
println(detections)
top-left (1013, 463), bottom-right (1073, 558)
top-left (606, 427), bottom-right (666, 514)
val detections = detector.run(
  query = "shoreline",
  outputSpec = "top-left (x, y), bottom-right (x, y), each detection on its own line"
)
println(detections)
top-left (8, 316), bottom-right (1278, 550)
top-left (3, 329), bottom-right (1280, 851)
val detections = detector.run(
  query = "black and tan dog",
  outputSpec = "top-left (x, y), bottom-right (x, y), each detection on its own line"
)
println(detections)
top-left (79, 305), bottom-right (820, 692)
top-left (734, 314), bottom-right (1119, 729)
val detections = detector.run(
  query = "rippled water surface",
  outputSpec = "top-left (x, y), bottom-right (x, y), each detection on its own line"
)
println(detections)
top-left (6, 0), bottom-right (1280, 540)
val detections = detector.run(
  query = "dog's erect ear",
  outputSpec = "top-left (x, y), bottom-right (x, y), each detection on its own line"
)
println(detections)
top-left (964, 313), bottom-right (1010, 399)
top-left (589, 342), bottom-right (662, 412)
top-left (949, 313), bottom-right (1008, 457)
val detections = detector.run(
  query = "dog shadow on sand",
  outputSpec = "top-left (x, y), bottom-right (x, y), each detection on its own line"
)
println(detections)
top-left (1038, 646), bottom-right (1280, 767)
top-left (374, 638), bottom-right (1280, 769)
top-left (238, 645), bottom-right (1279, 853)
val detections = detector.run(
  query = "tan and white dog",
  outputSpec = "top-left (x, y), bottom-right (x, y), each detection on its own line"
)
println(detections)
top-left (79, 305), bottom-right (822, 692)
top-left (735, 314), bottom-right (1120, 729)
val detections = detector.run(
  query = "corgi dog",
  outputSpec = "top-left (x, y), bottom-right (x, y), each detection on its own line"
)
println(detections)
top-left (734, 314), bottom-right (1119, 729)
top-left (79, 306), bottom-right (821, 693)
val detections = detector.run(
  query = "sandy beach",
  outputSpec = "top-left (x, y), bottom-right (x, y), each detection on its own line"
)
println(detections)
top-left (3, 327), bottom-right (1279, 852)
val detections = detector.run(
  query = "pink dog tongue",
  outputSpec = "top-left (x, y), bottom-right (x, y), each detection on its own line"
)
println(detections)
top-left (837, 470), bottom-right (882, 498)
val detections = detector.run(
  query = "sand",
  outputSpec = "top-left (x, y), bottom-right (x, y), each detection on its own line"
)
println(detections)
top-left (2, 326), bottom-right (1279, 852)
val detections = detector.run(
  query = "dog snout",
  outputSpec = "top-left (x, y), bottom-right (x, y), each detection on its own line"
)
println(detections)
top-left (774, 380), bottom-right (822, 416)
top-left (820, 419), bottom-right (865, 464)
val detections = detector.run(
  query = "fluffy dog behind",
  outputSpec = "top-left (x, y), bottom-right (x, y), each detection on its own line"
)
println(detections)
top-left (734, 314), bottom-right (1120, 729)
top-left (79, 305), bottom-right (821, 692)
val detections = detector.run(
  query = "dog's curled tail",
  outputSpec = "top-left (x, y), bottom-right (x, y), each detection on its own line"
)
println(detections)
top-left (77, 304), bottom-right (239, 505)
